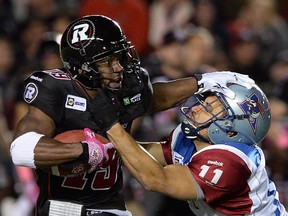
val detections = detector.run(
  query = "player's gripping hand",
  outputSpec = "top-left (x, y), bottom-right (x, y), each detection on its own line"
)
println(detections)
top-left (195, 71), bottom-right (255, 99)
top-left (89, 89), bottom-right (120, 133)
top-left (81, 128), bottom-right (114, 173)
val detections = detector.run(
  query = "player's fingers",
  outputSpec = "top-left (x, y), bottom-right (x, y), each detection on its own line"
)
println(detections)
top-left (105, 142), bottom-right (115, 149)
top-left (84, 128), bottom-right (95, 139)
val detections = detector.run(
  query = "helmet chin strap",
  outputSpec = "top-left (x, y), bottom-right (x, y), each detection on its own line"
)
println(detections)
top-left (85, 64), bottom-right (125, 90)
top-left (181, 120), bottom-right (212, 143)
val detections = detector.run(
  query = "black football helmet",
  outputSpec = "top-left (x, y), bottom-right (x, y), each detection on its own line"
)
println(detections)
top-left (60, 15), bottom-right (140, 89)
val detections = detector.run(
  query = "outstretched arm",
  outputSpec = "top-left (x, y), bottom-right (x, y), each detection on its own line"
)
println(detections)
top-left (107, 123), bottom-right (198, 200)
top-left (149, 71), bottom-right (255, 112)
top-left (149, 77), bottom-right (197, 112)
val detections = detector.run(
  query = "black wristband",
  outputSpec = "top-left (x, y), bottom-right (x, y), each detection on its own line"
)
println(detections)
top-left (79, 142), bottom-right (89, 163)
top-left (194, 73), bottom-right (203, 81)
top-left (194, 73), bottom-right (204, 90)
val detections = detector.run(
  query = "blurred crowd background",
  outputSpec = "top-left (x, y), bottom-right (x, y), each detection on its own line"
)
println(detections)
top-left (0, 0), bottom-right (288, 215)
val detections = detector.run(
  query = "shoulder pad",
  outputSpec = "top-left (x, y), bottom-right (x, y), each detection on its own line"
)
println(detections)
top-left (42, 69), bottom-right (72, 80)
top-left (223, 142), bottom-right (261, 167)
top-left (164, 124), bottom-right (196, 165)
top-left (25, 69), bottom-right (71, 83)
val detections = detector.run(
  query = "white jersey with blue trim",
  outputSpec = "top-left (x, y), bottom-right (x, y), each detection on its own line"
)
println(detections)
top-left (162, 124), bottom-right (288, 216)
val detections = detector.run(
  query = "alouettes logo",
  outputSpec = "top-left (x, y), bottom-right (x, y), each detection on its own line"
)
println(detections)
top-left (238, 93), bottom-right (265, 134)
top-left (67, 19), bottom-right (95, 50)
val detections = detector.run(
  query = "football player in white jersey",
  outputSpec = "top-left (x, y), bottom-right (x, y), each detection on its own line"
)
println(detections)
top-left (93, 77), bottom-right (288, 216)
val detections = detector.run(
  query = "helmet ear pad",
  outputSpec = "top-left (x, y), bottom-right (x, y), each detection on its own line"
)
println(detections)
top-left (208, 120), bottom-right (243, 144)
top-left (66, 57), bottom-right (82, 73)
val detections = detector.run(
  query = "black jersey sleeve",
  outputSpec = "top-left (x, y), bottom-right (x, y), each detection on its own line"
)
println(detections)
top-left (23, 70), bottom-right (69, 123)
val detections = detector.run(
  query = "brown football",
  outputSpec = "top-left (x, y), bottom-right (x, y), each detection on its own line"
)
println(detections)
top-left (54, 129), bottom-right (85, 143)
top-left (54, 129), bottom-right (109, 144)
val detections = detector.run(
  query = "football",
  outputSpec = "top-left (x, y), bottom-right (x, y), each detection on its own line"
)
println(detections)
top-left (54, 129), bottom-right (109, 144)
top-left (54, 129), bottom-right (85, 143)
top-left (46, 129), bottom-right (109, 177)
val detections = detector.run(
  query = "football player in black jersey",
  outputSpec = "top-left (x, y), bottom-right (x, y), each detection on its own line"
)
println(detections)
top-left (10, 15), bottom-right (254, 216)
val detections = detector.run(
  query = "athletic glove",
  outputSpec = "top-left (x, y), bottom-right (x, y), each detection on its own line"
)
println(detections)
top-left (89, 89), bottom-right (120, 133)
top-left (80, 128), bottom-right (114, 173)
top-left (195, 71), bottom-right (255, 99)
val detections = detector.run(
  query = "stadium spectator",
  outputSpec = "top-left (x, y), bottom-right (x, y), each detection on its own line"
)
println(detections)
top-left (78, 0), bottom-right (150, 55)
top-left (148, 0), bottom-right (194, 49)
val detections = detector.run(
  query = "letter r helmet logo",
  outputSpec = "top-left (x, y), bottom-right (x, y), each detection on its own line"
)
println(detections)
top-left (67, 19), bottom-right (95, 50)
top-left (71, 23), bottom-right (94, 44)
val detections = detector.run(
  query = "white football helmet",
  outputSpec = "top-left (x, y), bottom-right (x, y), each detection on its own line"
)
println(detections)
top-left (181, 83), bottom-right (271, 145)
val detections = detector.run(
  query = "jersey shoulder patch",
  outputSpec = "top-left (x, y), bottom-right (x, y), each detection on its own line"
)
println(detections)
top-left (224, 142), bottom-right (261, 167)
top-left (23, 69), bottom-right (71, 104)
